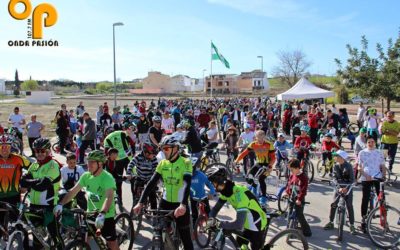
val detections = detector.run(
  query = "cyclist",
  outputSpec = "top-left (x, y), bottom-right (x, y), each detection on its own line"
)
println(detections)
top-left (321, 133), bottom-right (340, 172)
top-left (126, 142), bottom-right (159, 209)
top-left (357, 136), bottom-right (386, 233)
top-left (237, 123), bottom-right (255, 175)
top-left (274, 133), bottom-right (292, 169)
top-left (148, 116), bottom-right (164, 148)
top-left (294, 125), bottom-right (312, 162)
top-left (190, 168), bottom-right (216, 228)
top-left (206, 166), bottom-right (267, 250)
top-left (55, 150), bottom-right (119, 250)
top-left (60, 153), bottom-right (87, 210)
top-left (323, 150), bottom-right (356, 234)
top-left (235, 130), bottom-right (276, 206)
top-left (181, 119), bottom-right (203, 166)
top-left (132, 135), bottom-right (194, 250)
top-left (104, 148), bottom-right (124, 207)
top-left (0, 135), bottom-right (31, 235)
top-left (19, 138), bottom-right (63, 249)
top-left (284, 159), bottom-right (312, 237)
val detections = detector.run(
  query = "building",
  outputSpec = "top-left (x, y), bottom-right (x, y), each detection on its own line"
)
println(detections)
top-left (141, 71), bottom-right (174, 93)
top-left (0, 79), bottom-right (5, 93)
top-left (204, 74), bottom-right (238, 94)
top-left (170, 75), bottom-right (192, 91)
top-left (237, 70), bottom-right (269, 92)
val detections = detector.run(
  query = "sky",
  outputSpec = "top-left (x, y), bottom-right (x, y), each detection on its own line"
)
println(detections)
top-left (0, 0), bottom-right (399, 82)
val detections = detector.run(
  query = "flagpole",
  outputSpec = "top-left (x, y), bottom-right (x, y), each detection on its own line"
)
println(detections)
top-left (210, 40), bottom-right (213, 99)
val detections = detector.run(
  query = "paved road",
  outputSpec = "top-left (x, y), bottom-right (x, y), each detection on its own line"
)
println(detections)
top-left (27, 144), bottom-right (400, 250)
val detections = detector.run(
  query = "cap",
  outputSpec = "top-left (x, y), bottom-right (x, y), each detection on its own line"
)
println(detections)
top-left (278, 133), bottom-right (284, 138)
top-left (360, 127), bottom-right (367, 133)
top-left (332, 150), bottom-right (348, 160)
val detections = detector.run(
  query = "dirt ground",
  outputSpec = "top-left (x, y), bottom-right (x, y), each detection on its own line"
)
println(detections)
top-left (0, 95), bottom-right (398, 151)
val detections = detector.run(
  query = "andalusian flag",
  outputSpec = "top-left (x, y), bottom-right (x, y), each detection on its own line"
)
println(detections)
top-left (211, 42), bottom-right (230, 69)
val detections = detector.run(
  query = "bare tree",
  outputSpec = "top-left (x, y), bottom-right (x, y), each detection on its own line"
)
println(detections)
top-left (273, 49), bottom-right (312, 87)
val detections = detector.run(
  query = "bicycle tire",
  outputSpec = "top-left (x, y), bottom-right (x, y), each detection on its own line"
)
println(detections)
top-left (51, 142), bottom-right (60, 153)
top-left (265, 228), bottom-right (309, 250)
top-left (194, 215), bottom-right (211, 248)
top-left (6, 230), bottom-right (25, 250)
top-left (115, 212), bottom-right (134, 250)
top-left (337, 208), bottom-right (345, 241)
top-left (130, 206), bottom-right (143, 239)
top-left (202, 162), bottom-right (227, 174)
top-left (278, 192), bottom-right (289, 213)
top-left (64, 239), bottom-right (91, 250)
top-left (367, 205), bottom-right (400, 249)
top-left (348, 123), bottom-right (359, 134)
top-left (316, 160), bottom-right (326, 178)
top-left (305, 161), bottom-right (314, 183)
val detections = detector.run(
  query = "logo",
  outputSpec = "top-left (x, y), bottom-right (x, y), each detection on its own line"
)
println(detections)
top-left (7, 0), bottom-right (59, 47)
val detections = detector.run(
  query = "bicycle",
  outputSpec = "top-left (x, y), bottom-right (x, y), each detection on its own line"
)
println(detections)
top-left (285, 186), bottom-right (311, 232)
top-left (366, 179), bottom-right (400, 249)
top-left (62, 208), bottom-right (134, 250)
top-left (275, 149), bottom-right (290, 180)
top-left (0, 201), bottom-right (18, 243)
top-left (297, 147), bottom-right (315, 183)
top-left (7, 192), bottom-right (65, 250)
top-left (330, 180), bottom-right (356, 241)
top-left (225, 148), bottom-right (239, 177)
top-left (193, 197), bottom-right (211, 248)
top-left (141, 209), bottom-right (184, 250)
top-left (205, 211), bottom-right (309, 249)
top-left (52, 135), bottom-right (77, 154)
top-left (316, 151), bottom-right (336, 178)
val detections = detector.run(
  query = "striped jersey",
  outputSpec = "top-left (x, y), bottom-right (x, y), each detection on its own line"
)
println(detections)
top-left (127, 153), bottom-right (158, 181)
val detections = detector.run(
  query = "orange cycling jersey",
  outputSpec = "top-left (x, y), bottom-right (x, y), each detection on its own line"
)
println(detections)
top-left (236, 141), bottom-right (276, 165)
top-left (0, 154), bottom-right (31, 198)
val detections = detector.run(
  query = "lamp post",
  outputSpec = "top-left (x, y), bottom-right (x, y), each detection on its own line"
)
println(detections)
top-left (113, 22), bottom-right (124, 107)
top-left (257, 55), bottom-right (264, 90)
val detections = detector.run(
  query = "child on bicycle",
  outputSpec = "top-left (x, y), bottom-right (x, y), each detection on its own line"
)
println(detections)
top-left (284, 159), bottom-right (312, 237)
top-left (323, 150), bottom-right (356, 234)
top-left (235, 130), bottom-right (276, 206)
top-left (190, 169), bottom-right (216, 228)
top-left (321, 133), bottom-right (340, 168)
top-left (223, 125), bottom-right (239, 166)
top-left (104, 148), bottom-right (124, 206)
top-left (294, 125), bottom-right (312, 162)
top-left (274, 133), bottom-right (292, 169)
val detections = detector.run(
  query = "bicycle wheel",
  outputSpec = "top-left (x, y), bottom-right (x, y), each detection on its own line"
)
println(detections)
top-left (115, 212), bottom-right (134, 250)
top-left (337, 208), bottom-right (345, 241)
top-left (64, 239), bottom-right (91, 250)
top-left (266, 228), bottom-right (309, 250)
top-left (194, 215), bottom-right (211, 248)
top-left (348, 123), bottom-right (359, 134)
top-left (316, 160), bottom-right (326, 178)
top-left (6, 230), bottom-right (25, 250)
top-left (367, 205), bottom-right (400, 249)
top-left (304, 161), bottom-right (314, 183)
top-left (202, 162), bottom-right (227, 175)
top-left (278, 193), bottom-right (289, 213)
top-left (51, 142), bottom-right (60, 153)
top-left (130, 206), bottom-right (143, 239)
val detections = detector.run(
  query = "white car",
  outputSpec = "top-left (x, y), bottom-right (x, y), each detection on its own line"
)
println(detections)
top-left (350, 96), bottom-right (370, 104)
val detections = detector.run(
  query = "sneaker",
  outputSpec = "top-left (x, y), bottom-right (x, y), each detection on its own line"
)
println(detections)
top-left (323, 222), bottom-right (334, 230)
top-left (259, 196), bottom-right (267, 206)
top-left (359, 223), bottom-right (367, 234)
top-left (350, 225), bottom-right (356, 235)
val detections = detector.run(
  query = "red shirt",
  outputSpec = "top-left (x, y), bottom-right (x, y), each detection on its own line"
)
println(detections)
top-left (294, 136), bottom-right (312, 148)
top-left (322, 140), bottom-right (340, 151)
top-left (307, 113), bottom-right (319, 129)
top-left (286, 172), bottom-right (308, 202)
top-left (197, 113), bottom-right (211, 128)
top-left (282, 110), bottom-right (292, 125)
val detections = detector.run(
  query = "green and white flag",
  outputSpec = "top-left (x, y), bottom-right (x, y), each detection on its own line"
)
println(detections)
top-left (211, 42), bottom-right (230, 69)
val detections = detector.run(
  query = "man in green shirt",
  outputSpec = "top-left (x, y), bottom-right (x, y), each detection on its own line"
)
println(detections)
top-left (54, 150), bottom-right (118, 250)
top-left (381, 111), bottom-right (400, 172)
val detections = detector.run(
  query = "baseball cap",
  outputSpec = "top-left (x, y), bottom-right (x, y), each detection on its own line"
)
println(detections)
top-left (278, 133), bottom-right (284, 138)
top-left (332, 150), bottom-right (348, 160)
top-left (360, 127), bottom-right (367, 133)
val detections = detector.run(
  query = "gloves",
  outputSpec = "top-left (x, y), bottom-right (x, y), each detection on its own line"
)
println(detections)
top-left (207, 217), bottom-right (220, 228)
top-left (53, 204), bottom-right (63, 217)
top-left (20, 173), bottom-right (34, 189)
top-left (95, 213), bottom-right (106, 229)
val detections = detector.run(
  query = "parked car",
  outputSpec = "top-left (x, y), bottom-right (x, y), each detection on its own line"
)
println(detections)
top-left (350, 96), bottom-right (371, 104)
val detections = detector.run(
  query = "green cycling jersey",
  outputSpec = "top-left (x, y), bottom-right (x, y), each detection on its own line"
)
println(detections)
top-left (104, 131), bottom-right (130, 160)
top-left (28, 160), bottom-right (61, 206)
top-left (220, 184), bottom-right (267, 231)
top-left (156, 156), bottom-right (192, 203)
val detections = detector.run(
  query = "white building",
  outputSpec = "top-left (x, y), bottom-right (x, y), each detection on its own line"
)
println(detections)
top-left (170, 75), bottom-right (192, 91)
top-left (0, 79), bottom-right (5, 93)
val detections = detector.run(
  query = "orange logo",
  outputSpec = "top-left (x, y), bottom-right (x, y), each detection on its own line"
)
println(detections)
top-left (8, 0), bottom-right (58, 39)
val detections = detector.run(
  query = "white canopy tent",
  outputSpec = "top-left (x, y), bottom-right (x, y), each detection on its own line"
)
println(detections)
top-left (276, 77), bottom-right (334, 101)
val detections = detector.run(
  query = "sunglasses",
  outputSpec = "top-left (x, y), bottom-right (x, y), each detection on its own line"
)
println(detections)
top-left (161, 146), bottom-right (173, 152)
top-left (34, 149), bottom-right (47, 154)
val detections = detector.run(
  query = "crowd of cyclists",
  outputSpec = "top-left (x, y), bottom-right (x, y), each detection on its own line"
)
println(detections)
top-left (0, 96), bottom-right (399, 249)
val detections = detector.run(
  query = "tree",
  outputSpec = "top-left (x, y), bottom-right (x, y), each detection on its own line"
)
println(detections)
top-left (273, 49), bottom-right (312, 87)
top-left (14, 69), bottom-right (21, 96)
top-left (336, 33), bottom-right (400, 110)
top-left (21, 80), bottom-right (39, 91)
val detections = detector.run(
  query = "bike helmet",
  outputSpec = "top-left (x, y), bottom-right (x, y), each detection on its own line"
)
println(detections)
top-left (360, 127), bottom-right (367, 134)
top-left (87, 150), bottom-right (107, 163)
top-left (32, 138), bottom-right (51, 150)
top-left (106, 148), bottom-right (119, 155)
top-left (152, 116), bottom-right (162, 123)
top-left (143, 142), bottom-right (159, 155)
top-left (325, 133), bottom-right (333, 138)
top-left (205, 165), bottom-right (228, 185)
top-left (160, 135), bottom-right (181, 147)
top-left (181, 119), bottom-right (191, 129)
top-left (300, 125), bottom-right (310, 133)
top-left (0, 135), bottom-right (13, 144)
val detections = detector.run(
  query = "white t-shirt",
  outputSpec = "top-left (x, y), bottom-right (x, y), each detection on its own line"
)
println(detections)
top-left (8, 113), bottom-right (25, 132)
top-left (366, 115), bottom-right (379, 129)
top-left (161, 117), bottom-right (174, 134)
top-left (60, 165), bottom-right (86, 189)
top-left (358, 149), bottom-right (385, 181)
top-left (240, 131), bottom-right (255, 145)
top-left (207, 127), bottom-right (219, 143)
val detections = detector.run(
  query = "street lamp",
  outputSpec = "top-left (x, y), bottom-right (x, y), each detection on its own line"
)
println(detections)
top-left (113, 22), bottom-right (124, 107)
top-left (202, 69), bottom-right (207, 92)
top-left (257, 55), bottom-right (264, 89)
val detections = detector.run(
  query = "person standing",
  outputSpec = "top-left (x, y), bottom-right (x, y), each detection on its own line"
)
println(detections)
top-left (55, 110), bottom-right (70, 155)
top-left (26, 114), bottom-right (44, 158)
top-left (380, 111), bottom-right (400, 173)
top-left (137, 113), bottom-right (150, 147)
top-left (8, 106), bottom-right (26, 142)
top-left (78, 113), bottom-right (96, 164)
top-left (358, 136), bottom-right (386, 233)
top-left (307, 107), bottom-right (319, 143)
top-left (357, 103), bottom-right (366, 129)
top-left (75, 101), bottom-right (85, 123)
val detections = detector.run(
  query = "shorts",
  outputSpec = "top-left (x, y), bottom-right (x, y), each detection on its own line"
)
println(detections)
top-left (90, 217), bottom-right (117, 241)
